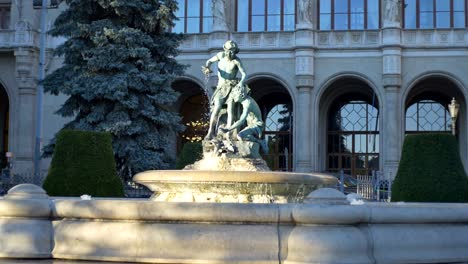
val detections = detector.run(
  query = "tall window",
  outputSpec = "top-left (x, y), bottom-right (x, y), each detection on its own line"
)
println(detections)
top-left (0, 5), bottom-right (10, 30)
top-left (403, 0), bottom-right (466, 29)
top-left (319, 0), bottom-right (380, 30)
top-left (173, 0), bottom-right (213, 33)
top-left (327, 98), bottom-right (380, 177)
top-left (236, 0), bottom-right (296, 32)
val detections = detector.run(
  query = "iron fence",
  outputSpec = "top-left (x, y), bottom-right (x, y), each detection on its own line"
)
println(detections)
top-left (356, 171), bottom-right (392, 202)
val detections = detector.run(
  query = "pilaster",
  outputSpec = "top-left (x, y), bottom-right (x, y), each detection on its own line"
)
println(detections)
top-left (14, 47), bottom-right (39, 173)
top-left (294, 48), bottom-right (315, 172)
top-left (380, 0), bottom-right (404, 179)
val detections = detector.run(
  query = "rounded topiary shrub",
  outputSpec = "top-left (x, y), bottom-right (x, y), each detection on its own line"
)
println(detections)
top-left (392, 133), bottom-right (468, 202)
top-left (175, 141), bottom-right (203, 169)
top-left (43, 130), bottom-right (124, 197)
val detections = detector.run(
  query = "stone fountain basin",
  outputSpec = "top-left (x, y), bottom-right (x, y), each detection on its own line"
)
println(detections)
top-left (133, 170), bottom-right (338, 203)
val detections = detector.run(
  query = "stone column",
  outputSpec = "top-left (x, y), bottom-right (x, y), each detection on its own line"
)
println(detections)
top-left (382, 2), bottom-right (403, 179)
top-left (14, 47), bottom-right (39, 173)
top-left (294, 49), bottom-right (314, 172)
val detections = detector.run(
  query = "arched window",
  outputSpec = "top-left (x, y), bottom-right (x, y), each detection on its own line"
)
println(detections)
top-left (236, 0), bottom-right (296, 32)
top-left (319, 0), bottom-right (380, 30)
top-left (248, 78), bottom-right (293, 171)
top-left (173, 0), bottom-right (213, 33)
top-left (327, 95), bottom-right (379, 177)
top-left (405, 99), bottom-right (451, 133)
top-left (403, 0), bottom-right (466, 29)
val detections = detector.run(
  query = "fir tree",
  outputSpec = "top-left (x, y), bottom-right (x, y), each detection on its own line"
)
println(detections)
top-left (43, 0), bottom-right (185, 180)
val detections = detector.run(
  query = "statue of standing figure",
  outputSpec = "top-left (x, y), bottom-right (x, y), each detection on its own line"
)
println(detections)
top-left (384, 0), bottom-right (401, 26)
top-left (202, 40), bottom-right (268, 156)
top-left (202, 40), bottom-right (247, 140)
top-left (212, 0), bottom-right (228, 31)
top-left (297, 0), bottom-right (313, 27)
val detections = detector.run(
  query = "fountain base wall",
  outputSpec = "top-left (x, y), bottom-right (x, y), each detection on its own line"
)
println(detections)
top-left (1, 185), bottom-right (468, 264)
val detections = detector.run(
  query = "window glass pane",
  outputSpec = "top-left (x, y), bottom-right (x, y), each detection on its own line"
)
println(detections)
top-left (187, 0), bottom-right (200, 17)
top-left (355, 134), bottom-right (366, 153)
top-left (350, 13), bottom-right (364, 29)
top-left (420, 11), bottom-right (434, 28)
top-left (404, 0), bottom-right (416, 28)
top-left (284, 14), bottom-right (295, 30)
top-left (173, 19), bottom-right (184, 33)
top-left (367, 0), bottom-right (379, 29)
top-left (335, 13), bottom-right (348, 29)
top-left (420, 0), bottom-right (434, 12)
top-left (351, 0), bottom-right (364, 12)
top-left (237, 0), bottom-right (249, 31)
top-left (350, 0), bottom-right (364, 29)
top-left (436, 12), bottom-right (450, 28)
top-left (454, 12), bottom-right (465, 27)
top-left (320, 0), bottom-right (332, 13)
top-left (252, 0), bottom-right (265, 15)
top-left (203, 16), bottom-right (213, 32)
top-left (268, 0), bottom-right (281, 14)
top-left (284, 0), bottom-right (295, 14)
top-left (175, 0), bottom-right (185, 17)
top-left (454, 0), bottom-right (465, 11)
top-left (186, 17), bottom-right (200, 33)
top-left (342, 135), bottom-right (352, 153)
top-left (267, 15), bottom-right (281, 30)
top-left (335, 0), bottom-right (348, 13)
top-left (405, 104), bottom-right (417, 131)
top-left (252, 15), bottom-right (265, 31)
top-left (203, 0), bottom-right (212, 16)
top-left (435, 0), bottom-right (450, 11)
top-left (320, 14), bottom-right (332, 29)
top-left (369, 134), bottom-right (379, 153)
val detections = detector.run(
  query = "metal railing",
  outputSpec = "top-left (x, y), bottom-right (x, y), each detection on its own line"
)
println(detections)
top-left (356, 171), bottom-right (392, 202)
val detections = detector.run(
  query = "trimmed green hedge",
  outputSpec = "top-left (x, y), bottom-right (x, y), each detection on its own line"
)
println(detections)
top-left (392, 133), bottom-right (468, 202)
top-left (176, 141), bottom-right (203, 169)
top-left (43, 130), bottom-right (124, 197)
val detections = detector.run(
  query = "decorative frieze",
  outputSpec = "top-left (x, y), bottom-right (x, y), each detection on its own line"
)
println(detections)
top-left (403, 30), bottom-right (468, 47)
top-left (316, 31), bottom-right (382, 48)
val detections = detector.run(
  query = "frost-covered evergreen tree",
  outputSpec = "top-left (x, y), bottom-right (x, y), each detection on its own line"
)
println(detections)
top-left (43, 0), bottom-right (185, 179)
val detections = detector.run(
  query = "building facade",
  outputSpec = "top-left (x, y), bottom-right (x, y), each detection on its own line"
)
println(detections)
top-left (1, 0), bottom-right (468, 180)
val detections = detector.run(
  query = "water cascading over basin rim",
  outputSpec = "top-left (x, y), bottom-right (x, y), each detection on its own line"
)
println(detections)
top-left (133, 170), bottom-right (339, 203)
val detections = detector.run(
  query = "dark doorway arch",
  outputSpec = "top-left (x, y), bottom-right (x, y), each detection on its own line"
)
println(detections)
top-left (248, 78), bottom-right (293, 171)
top-left (324, 78), bottom-right (380, 178)
top-left (0, 84), bottom-right (9, 169)
top-left (172, 80), bottom-right (209, 154)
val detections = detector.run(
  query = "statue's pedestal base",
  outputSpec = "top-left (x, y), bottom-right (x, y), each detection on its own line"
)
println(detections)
top-left (202, 140), bottom-right (262, 159)
top-left (184, 154), bottom-right (270, 171)
top-left (183, 139), bottom-right (270, 171)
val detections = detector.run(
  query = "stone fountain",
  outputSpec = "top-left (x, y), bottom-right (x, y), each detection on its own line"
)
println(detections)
top-left (134, 40), bottom-right (338, 203)
top-left (1, 40), bottom-right (467, 264)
